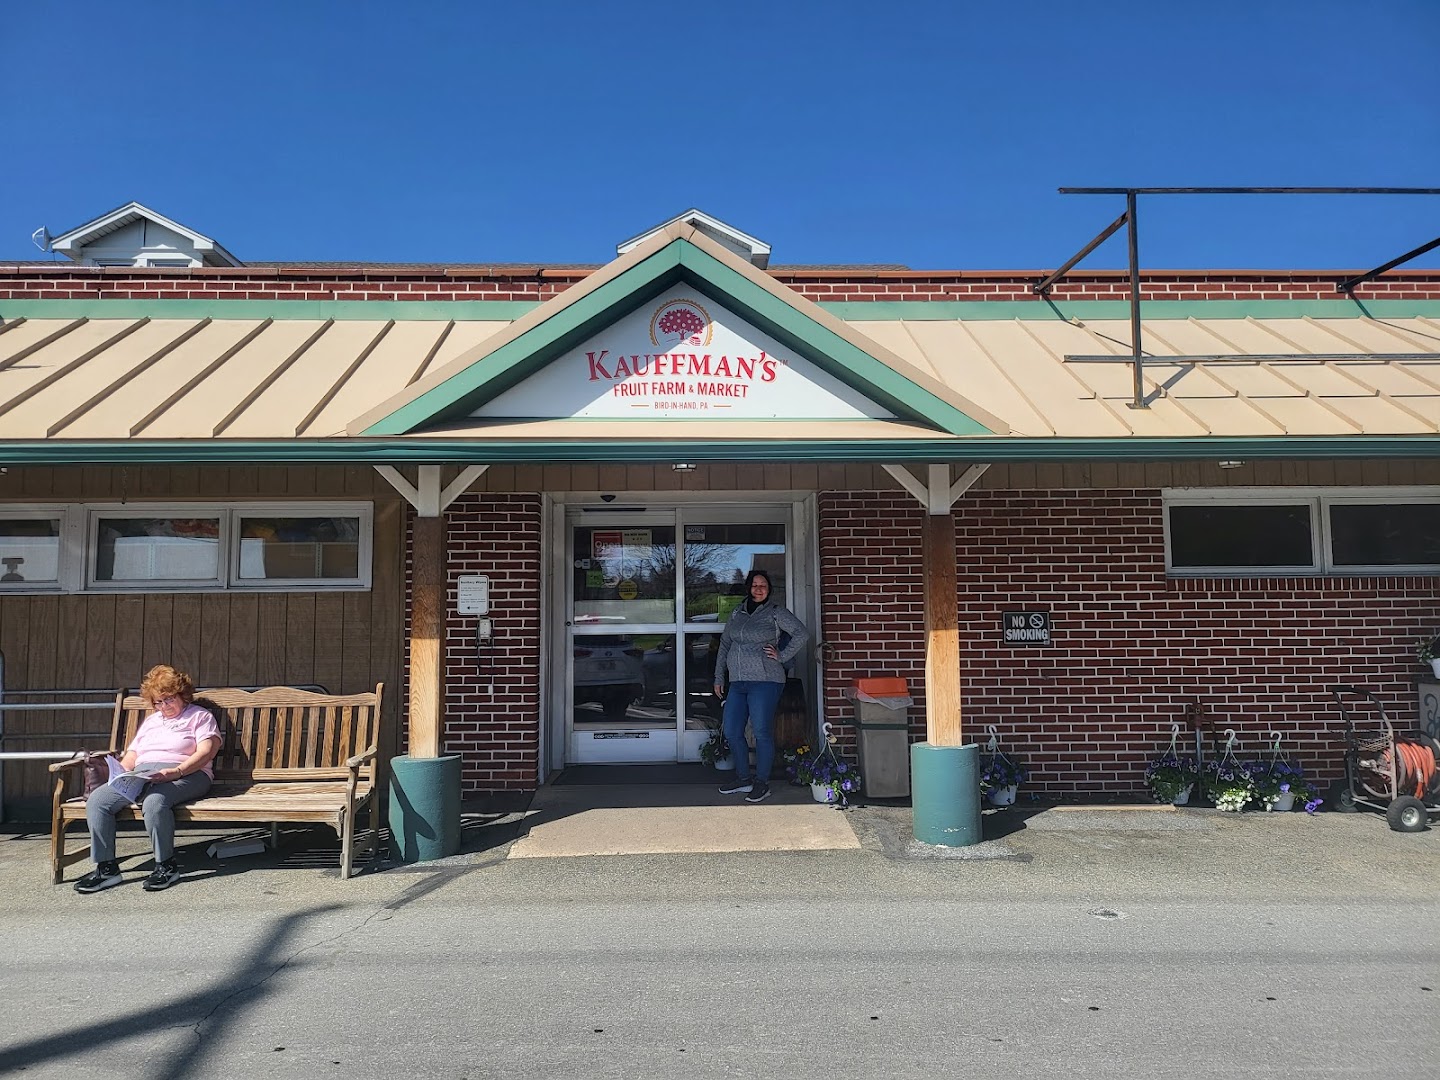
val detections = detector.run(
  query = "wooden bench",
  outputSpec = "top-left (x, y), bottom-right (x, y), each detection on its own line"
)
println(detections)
top-left (50, 684), bottom-right (384, 882)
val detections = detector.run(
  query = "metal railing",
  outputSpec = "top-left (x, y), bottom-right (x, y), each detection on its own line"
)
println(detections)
top-left (0, 652), bottom-right (118, 823)
top-left (1036, 186), bottom-right (1440, 409)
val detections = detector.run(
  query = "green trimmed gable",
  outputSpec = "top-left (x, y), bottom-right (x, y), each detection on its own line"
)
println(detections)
top-left (356, 236), bottom-right (997, 437)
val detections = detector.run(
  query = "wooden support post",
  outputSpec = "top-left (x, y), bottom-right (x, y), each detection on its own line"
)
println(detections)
top-left (409, 513), bottom-right (444, 759)
top-left (922, 511), bottom-right (961, 747)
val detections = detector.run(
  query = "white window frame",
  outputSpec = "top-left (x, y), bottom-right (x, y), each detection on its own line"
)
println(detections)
top-left (0, 505), bottom-right (69, 593)
top-left (1322, 491), bottom-right (1440, 574)
top-left (87, 506), bottom-right (229, 591)
top-left (229, 504), bottom-right (373, 589)
top-left (1164, 486), bottom-right (1440, 577)
top-left (0, 502), bottom-right (372, 594)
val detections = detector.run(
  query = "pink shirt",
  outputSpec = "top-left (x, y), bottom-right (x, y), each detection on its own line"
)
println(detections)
top-left (129, 703), bottom-right (223, 778)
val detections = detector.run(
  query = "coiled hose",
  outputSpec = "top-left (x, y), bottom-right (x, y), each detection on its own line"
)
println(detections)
top-left (1393, 739), bottom-right (1438, 799)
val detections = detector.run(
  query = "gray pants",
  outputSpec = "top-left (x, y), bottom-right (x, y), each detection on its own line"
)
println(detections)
top-left (86, 761), bottom-right (212, 864)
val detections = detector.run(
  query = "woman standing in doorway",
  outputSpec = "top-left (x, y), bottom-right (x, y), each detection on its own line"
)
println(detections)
top-left (713, 569), bottom-right (808, 803)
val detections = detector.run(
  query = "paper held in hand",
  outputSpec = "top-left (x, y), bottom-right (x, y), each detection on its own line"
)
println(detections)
top-left (105, 756), bottom-right (149, 802)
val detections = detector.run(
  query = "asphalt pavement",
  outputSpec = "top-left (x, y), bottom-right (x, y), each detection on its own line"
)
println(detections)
top-left (1, 787), bottom-right (1437, 1079)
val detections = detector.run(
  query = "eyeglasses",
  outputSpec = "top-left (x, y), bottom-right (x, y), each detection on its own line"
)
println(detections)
top-left (156, 695), bottom-right (183, 706)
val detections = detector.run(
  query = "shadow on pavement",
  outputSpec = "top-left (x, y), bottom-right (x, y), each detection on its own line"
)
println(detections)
top-left (0, 904), bottom-right (345, 1080)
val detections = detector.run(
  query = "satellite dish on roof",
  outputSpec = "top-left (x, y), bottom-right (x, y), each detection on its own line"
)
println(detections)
top-left (31, 226), bottom-right (50, 252)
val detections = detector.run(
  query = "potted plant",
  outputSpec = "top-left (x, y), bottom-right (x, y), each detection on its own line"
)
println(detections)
top-left (1144, 752), bottom-right (1199, 805)
top-left (787, 744), bottom-right (862, 805)
top-left (979, 754), bottom-right (1027, 806)
top-left (1418, 635), bottom-right (1440, 680)
top-left (699, 724), bottom-right (732, 770)
top-left (1252, 759), bottom-right (1323, 814)
top-left (1204, 758), bottom-right (1258, 812)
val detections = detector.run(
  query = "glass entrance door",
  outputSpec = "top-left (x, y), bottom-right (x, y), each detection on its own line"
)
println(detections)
top-left (565, 508), bottom-right (791, 764)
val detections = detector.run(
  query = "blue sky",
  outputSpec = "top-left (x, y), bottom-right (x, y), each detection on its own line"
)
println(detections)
top-left (2, 1), bottom-right (1437, 270)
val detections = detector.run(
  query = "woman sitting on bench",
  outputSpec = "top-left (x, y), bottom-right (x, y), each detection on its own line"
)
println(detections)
top-left (74, 665), bottom-right (222, 894)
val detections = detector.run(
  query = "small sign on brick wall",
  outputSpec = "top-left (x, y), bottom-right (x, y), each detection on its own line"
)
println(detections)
top-left (457, 575), bottom-right (490, 614)
top-left (1002, 610), bottom-right (1051, 646)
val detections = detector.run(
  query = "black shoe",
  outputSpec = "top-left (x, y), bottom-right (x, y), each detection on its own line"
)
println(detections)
top-left (745, 782), bottom-right (772, 803)
top-left (142, 859), bottom-right (181, 892)
top-left (718, 779), bottom-right (753, 794)
top-left (74, 861), bottom-right (123, 894)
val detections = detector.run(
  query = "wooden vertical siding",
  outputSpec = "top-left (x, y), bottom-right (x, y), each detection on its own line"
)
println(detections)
top-left (0, 466), bottom-right (404, 820)
top-left (457, 459), bottom-right (1440, 494)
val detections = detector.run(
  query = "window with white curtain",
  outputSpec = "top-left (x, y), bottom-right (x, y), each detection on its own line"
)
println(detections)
top-left (0, 502), bottom-right (372, 593)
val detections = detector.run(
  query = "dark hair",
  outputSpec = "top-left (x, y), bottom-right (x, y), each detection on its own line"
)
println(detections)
top-left (744, 569), bottom-right (772, 593)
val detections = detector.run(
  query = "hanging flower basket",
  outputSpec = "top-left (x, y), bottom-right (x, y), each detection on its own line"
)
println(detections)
top-left (1206, 759), bottom-right (1257, 812)
top-left (978, 727), bottom-right (1026, 805)
top-left (1146, 724), bottom-right (1200, 805)
top-left (986, 784), bottom-right (1018, 807)
top-left (1252, 752), bottom-right (1322, 813)
top-left (1145, 753), bottom-right (1200, 804)
top-left (785, 729), bottom-right (862, 806)
top-left (699, 727), bottom-right (731, 770)
top-left (1418, 635), bottom-right (1440, 680)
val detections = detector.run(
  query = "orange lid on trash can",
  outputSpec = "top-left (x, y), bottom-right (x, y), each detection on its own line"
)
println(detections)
top-left (853, 677), bottom-right (908, 697)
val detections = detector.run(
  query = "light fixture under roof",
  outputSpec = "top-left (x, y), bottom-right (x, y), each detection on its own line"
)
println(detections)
top-left (671, 463), bottom-right (698, 473)
top-left (1217, 460), bottom-right (1247, 469)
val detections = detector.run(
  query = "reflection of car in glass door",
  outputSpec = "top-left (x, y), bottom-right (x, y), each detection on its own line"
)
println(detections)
top-left (640, 637), bottom-right (714, 697)
top-left (573, 635), bottom-right (645, 719)
top-left (641, 627), bottom-right (720, 720)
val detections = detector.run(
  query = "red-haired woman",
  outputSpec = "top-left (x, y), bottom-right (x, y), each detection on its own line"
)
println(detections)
top-left (74, 665), bottom-right (221, 893)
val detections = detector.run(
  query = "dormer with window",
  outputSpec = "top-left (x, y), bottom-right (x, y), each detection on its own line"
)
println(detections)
top-left (46, 201), bottom-right (242, 268)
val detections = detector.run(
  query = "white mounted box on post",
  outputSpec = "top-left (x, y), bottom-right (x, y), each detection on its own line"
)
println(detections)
top-left (457, 575), bottom-right (490, 615)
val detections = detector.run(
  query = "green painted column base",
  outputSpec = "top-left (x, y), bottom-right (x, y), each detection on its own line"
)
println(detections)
top-left (387, 754), bottom-right (461, 863)
top-left (911, 742), bottom-right (981, 847)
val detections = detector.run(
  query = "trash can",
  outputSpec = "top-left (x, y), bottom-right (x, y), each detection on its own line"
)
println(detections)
top-left (847, 677), bottom-right (913, 798)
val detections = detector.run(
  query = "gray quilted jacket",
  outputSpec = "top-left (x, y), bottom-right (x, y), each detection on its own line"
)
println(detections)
top-left (714, 600), bottom-right (809, 689)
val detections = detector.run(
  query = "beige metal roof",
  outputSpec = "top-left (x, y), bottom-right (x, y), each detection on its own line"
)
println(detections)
top-left (851, 315), bottom-right (1440, 438)
top-left (2, 312), bottom-right (1438, 442)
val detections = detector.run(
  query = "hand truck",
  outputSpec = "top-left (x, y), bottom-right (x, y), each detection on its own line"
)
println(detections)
top-left (1331, 684), bottom-right (1440, 832)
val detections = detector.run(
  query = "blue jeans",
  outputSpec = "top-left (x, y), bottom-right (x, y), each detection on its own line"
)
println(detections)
top-left (721, 680), bottom-right (783, 784)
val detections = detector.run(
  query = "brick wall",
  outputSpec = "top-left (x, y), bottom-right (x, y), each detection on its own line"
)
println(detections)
top-left (404, 485), bottom-right (1436, 798)
top-left (819, 490), bottom-right (1439, 799)
top-left (403, 492), bottom-right (544, 794)
top-left (4, 264), bottom-right (1439, 303)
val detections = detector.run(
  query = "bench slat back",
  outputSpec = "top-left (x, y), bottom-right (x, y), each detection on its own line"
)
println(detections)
top-left (111, 685), bottom-right (384, 784)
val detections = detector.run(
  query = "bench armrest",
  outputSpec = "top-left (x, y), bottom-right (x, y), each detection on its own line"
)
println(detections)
top-left (343, 746), bottom-right (378, 812)
top-left (344, 747), bottom-right (378, 770)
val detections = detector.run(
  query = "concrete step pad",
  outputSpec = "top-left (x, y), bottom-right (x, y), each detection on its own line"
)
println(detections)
top-left (512, 781), bottom-right (861, 857)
